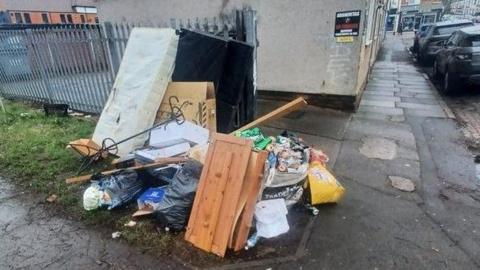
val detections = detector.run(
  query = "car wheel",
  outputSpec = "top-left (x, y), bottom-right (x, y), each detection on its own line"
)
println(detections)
top-left (443, 70), bottom-right (457, 95)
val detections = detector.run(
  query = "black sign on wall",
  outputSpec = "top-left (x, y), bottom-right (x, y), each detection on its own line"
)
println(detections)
top-left (334, 10), bottom-right (361, 37)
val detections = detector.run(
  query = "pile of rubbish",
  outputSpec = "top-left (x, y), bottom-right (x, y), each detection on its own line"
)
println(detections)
top-left (66, 27), bottom-right (345, 258)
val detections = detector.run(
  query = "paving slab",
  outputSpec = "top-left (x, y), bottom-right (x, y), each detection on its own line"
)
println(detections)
top-left (262, 107), bottom-right (351, 140)
top-left (358, 105), bottom-right (404, 116)
top-left (404, 108), bottom-right (446, 118)
top-left (345, 117), bottom-right (416, 147)
top-left (396, 102), bottom-right (443, 111)
top-left (360, 99), bottom-right (396, 108)
top-left (361, 95), bottom-right (401, 102)
top-left (401, 97), bottom-right (439, 105)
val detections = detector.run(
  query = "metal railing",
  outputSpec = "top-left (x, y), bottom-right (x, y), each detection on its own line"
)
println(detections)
top-left (0, 9), bottom-right (256, 113)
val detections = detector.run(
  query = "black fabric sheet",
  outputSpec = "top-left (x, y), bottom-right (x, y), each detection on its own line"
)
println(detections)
top-left (172, 29), bottom-right (255, 133)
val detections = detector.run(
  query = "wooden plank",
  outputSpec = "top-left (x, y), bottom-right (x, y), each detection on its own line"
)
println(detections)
top-left (66, 156), bottom-right (187, 184)
top-left (229, 150), bottom-right (268, 251)
top-left (230, 97), bottom-right (307, 135)
top-left (185, 133), bottom-right (252, 257)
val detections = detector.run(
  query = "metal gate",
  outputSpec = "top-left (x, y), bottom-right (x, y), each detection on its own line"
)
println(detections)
top-left (0, 9), bottom-right (257, 113)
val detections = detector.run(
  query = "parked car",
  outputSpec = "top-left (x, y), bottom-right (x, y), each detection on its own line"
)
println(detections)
top-left (433, 26), bottom-right (480, 94)
top-left (412, 23), bottom-right (433, 54)
top-left (417, 20), bottom-right (474, 65)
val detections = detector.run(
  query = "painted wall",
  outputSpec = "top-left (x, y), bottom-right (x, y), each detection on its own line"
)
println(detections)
top-left (96, 0), bottom-right (380, 99)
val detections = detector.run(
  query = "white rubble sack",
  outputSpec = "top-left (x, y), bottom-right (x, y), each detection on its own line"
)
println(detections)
top-left (92, 28), bottom-right (178, 157)
top-left (255, 198), bottom-right (289, 238)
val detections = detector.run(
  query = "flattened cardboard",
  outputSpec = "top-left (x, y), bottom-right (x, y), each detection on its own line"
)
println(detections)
top-left (156, 82), bottom-right (217, 132)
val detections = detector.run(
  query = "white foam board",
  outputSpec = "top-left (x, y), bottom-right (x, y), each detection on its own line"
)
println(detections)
top-left (149, 120), bottom-right (209, 148)
top-left (92, 28), bottom-right (178, 157)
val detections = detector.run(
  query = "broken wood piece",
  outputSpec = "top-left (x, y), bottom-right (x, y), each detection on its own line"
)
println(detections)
top-left (229, 150), bottom-right (268, 251)
top-left (230, 97), bottom-right (307, 135)
top-left (185, 133), bottom-right (252, 257)
top-left (66, 156), bottom-right (188, 185)
top-left (132, 207), bottom-right (155, 217)
top-left (67, 138), bottom-right (104, 158)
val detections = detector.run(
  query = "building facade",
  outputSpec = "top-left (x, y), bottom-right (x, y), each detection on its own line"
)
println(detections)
top-left (399, 0), bottom-right (443, 31)
top-left (96, 0), bottom-right (388, 110)
top-left (0, 0), bottom-right (99, 24)
top-left (451, 0), bottom-right (480, 16)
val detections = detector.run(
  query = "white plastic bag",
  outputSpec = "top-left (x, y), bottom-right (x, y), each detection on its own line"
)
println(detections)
top-left (254, 199), bottom-right (289, 238)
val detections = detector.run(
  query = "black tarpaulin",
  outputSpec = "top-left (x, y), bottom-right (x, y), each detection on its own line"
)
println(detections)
top-left (172, 29), bottom-right (255, 133)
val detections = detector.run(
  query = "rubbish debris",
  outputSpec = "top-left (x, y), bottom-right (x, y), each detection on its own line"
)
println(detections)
top-left (63, 45), bottom-right (334, 261)
top-left (307, 161), bottom-right (345, 204)
top-left (67, 157), bottom-right (187, 184)
top-left (185, 134), bottom-right (253, 257)
top-left (389, 176), bottom-right (416, 192)
top-left (154, 159), bottom-right (203, 230)
top-left (135, 143), bottom-right (190, 162)
top-left (230, 150), bottom-right (269, 252)
top-left (245, 232), bottom-right (259, 250)
top-left (43, 103), bottom-right (69, 117)
top-left (255, 199), bottom-right (289, 238)
top-left (149, 120), bottom-right (209, 149)
top-left (137, 187), bottom-right (166, 210)
top-left (156, 82), bottom-right (217, 132)
top-left (230, 97), bottom-right (307, 134)
top-left (83, 170), bottom-right (145, 211)
top-left (235, 128), bottom-right (272, 151)
top-left (124, 221), bottom-right (137, 227)
top-left (111, 231), bottom-right (122, 239)
top-left (261, 132), bottom-right (310, 207)
top-left (46, 194), bottom-right (58, 203)
top-left (172, 29), bottom-right (255, 133)
top-left (187, 143), bottom-right (209, 164)
top-left (92, 28), bottom-right (179, 157)
top-left (67, 139), bottom-right (103, 158)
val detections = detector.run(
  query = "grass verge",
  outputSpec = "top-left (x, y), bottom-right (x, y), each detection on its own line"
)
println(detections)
top-left (0, 100), bottom-right (175, 255)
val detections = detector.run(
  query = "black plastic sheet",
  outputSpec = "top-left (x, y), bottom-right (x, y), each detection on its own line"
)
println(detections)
top-left (172, 29), bottom-right (255, 133)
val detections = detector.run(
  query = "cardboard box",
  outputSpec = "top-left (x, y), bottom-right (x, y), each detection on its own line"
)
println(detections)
top-left (156, 82), bottom-right (217, 132)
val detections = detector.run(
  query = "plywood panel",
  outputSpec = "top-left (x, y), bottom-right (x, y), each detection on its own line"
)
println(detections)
top-left (185, 133), bottom-right (252, 257)
top-left (229, 150), bottom-right (268, 251)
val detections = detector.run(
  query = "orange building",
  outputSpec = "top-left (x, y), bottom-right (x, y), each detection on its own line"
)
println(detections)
top-left (0, 1), bottom-right (98, 25)
top-left (8, 10), bottom-right (98, 24)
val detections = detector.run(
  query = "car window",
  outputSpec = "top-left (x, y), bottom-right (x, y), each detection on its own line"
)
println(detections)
top-left (434, 23), bottom-right (474, 35)
top-left (463, 35), bottom-right (480, 47)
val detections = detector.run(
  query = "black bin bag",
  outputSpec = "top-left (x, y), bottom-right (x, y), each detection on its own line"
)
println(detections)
top-left (154, 159), bottom-right (203, 231)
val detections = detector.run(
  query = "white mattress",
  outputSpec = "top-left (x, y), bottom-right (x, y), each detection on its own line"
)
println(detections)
top-left (92, 28), bottom-right (179, 157)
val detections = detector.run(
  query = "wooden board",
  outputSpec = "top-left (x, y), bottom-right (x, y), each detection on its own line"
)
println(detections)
top-left (66, 157), bottom-right (187, 184)
top-left (185, 133), bottom-right (252, 257)
top-left (229, 150), bottom-right (268, 251)
top-left (230, 97), bottom-right (307, 135)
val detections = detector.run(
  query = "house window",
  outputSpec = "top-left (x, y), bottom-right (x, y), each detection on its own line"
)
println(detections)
top-left (95, 16), bottom-right (99, 23)
top-left (23, 13), bottom-right (31, 24)
top-left (60, 14), bottom-right (66, 23)
top-left (14, 12), bottom-right (22, 23)
top-left (42, 13), bottom-right (49, 23)
top-left (80, 14), bottom-right (85, 23)
top-left (67, 14), bottom-right (73, 23)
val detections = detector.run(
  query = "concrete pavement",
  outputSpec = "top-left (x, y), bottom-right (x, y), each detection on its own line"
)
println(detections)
top-left (1, 33), bottom-right (479, 269)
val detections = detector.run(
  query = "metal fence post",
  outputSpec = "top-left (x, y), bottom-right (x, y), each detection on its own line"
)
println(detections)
top-left (104, 22), bottom-right (121, 75)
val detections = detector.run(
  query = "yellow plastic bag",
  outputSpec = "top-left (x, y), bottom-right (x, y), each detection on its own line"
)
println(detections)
top-left (307, 161), bottom-right (345, 204)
